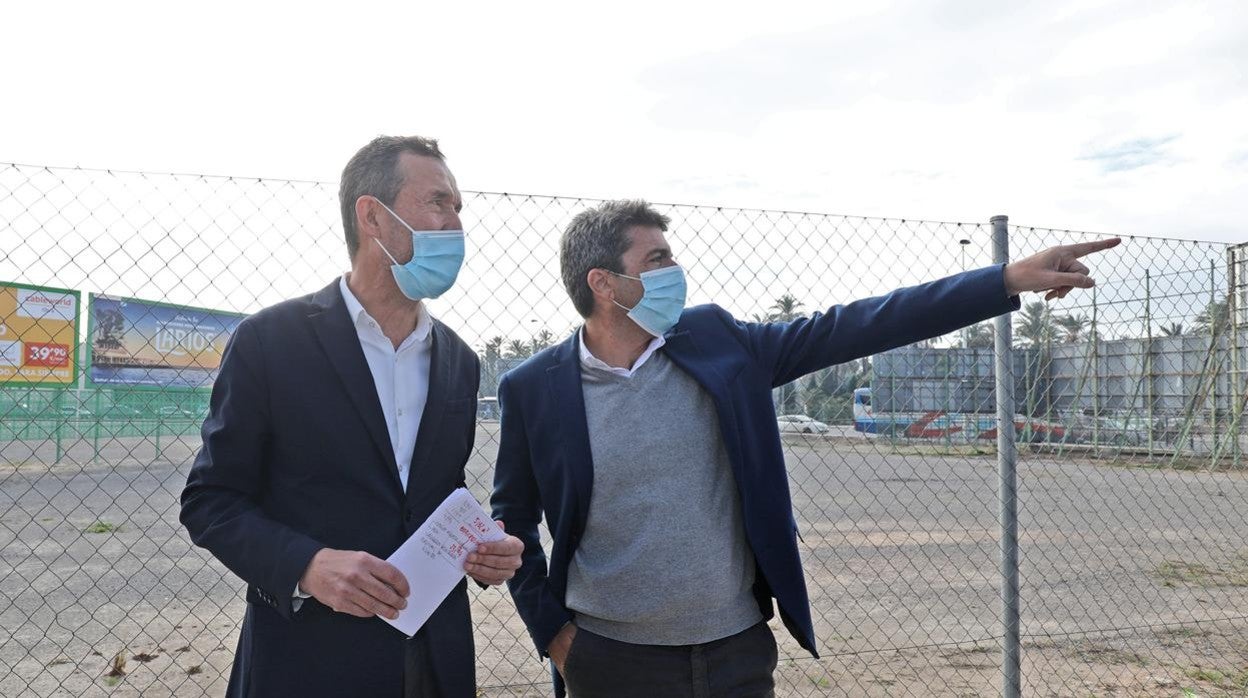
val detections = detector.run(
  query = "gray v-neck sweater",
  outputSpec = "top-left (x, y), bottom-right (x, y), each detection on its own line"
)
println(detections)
top-left (565, 349), bottom-right (763, 645)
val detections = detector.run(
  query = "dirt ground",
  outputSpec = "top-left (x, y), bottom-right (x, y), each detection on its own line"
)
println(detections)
top-left (2, 426), bottom-right (1246, 697)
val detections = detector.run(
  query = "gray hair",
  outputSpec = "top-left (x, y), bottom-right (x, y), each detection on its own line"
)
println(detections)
top-left (560, 200), bottom-right (670, 318)
top-left (339, 135), bottom-right (445, 261)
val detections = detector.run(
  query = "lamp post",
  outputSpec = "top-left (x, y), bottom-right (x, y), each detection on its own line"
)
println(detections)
top-left (954, 234), bottom-right (973, 449)
top-left (959, 236), bottom-right (971, 348)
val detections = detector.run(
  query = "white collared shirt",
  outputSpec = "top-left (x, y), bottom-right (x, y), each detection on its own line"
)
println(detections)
top-left (339, 275), bottom-right (433, 492)
top-left (578, 327), bottom-right (666, 378)
top-left (296, 277), bottom-right (434, 605)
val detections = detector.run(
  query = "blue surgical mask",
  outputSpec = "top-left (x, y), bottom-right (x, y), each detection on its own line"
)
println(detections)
top-left (373, 199), bottom-right (465, 301)
top-left (610, 265), bottom-right (687, 337)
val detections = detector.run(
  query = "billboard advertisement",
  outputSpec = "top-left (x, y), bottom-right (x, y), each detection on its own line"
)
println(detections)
top-left (88, 295), bottom-right (244, 389)
top-left (0, 282), bottom-right (80, 386)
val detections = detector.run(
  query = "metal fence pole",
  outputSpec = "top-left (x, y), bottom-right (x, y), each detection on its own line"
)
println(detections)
top-left (945, 351), bottom-right (953, 453)
top-left (991, 214), bottom-right (1022, 698)
top-left (1092, 286), bottom-right (1101, 452)
top-left (1146, 270), bottom-right (1154, 459)
top-left (1211, 260), bottom-right (1219, 460)
top-left (54, 388), bottom-right (63, 464)
top-left (1229, 246), bottom-right (1242, 468)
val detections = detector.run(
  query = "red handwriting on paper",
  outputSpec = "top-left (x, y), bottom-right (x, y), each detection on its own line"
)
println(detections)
top-left (458, 525), bottom-right (480, 547)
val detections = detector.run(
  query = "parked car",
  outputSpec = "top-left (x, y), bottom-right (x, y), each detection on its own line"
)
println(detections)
top-left (157, 406), bottom-right (199, 419)
top-left (1063, 411), bottom-right (1176, 447)
top-left (777, 414), bottom-right (830, 434)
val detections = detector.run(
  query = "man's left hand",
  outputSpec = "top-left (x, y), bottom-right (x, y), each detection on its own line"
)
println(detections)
top-left (465, 520), bottom-right (524, 586)
top-left (1003, 237), bottom-right (1122, 300)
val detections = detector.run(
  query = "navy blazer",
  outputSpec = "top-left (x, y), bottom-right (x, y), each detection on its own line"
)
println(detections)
top-left (491, 265), bottom-right (1020, 668)
top-left (180, 279), bottom-right (481, 697)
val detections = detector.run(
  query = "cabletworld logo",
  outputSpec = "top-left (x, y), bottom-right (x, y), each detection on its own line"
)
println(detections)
top-left (18, 289), bottom-right (75, 320)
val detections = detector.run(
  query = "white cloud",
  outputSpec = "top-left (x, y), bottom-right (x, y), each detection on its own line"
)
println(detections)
top-left (1078, 135), bottom-right (1179, 173)
top-left (0, 0), bottom-right (1245, 242)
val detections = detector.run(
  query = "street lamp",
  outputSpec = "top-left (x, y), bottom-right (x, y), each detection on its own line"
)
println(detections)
top-left (959, 236), bottom-right (971, 348)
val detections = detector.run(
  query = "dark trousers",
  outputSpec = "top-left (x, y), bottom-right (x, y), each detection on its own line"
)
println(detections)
top-left (404, 622), bottom-right (475, 698)
top-left (404, 631), bottom-right (439, 697)
top-left (562, 621), bottom-right (778, 698)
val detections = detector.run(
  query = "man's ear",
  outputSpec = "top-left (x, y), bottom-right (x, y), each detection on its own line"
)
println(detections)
top-left (586, 268), bottom-right (614, 302)
top-left (355, 196), bottom-right (382, 239)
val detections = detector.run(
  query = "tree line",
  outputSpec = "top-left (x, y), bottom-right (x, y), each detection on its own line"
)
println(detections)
top-left (481, 330), bottom-right (557, 363)
top-left (997, 299), bottom-right (1228, 348)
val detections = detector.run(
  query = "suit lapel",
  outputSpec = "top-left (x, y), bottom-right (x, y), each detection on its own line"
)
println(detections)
top-left (306, 280), bottom-right (403, 492)
top-left (546, 333), bottom-right (595, 527)
top-left (407, 320), bottom-right (452, 496)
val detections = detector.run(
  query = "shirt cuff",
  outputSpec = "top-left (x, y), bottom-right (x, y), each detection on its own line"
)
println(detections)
top-left (293, 582), bottom-right (311, 612)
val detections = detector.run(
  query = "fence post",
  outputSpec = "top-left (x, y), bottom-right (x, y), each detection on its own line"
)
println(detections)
top-left (1211, 260), bottom-right (1219, 461)
top-left (1229, 246), bottom-right (1242, 468)
top-left (1146, 269), bottom-right (1154, 460)
top-left (92, 387), bottom-right (101, 462)
top-left (945, 351), bottom-right (953, 453)
top-left (1092, 286), bottom-right (1100, 452)
top-left (54, 388), bottom-right (64, 464)
top-left (991, 214), bottom-right (1022, 698)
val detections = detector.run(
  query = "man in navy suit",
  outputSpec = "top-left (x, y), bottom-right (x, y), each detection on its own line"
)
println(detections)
top-left (491, 199), bottom-right (1118, 697)
top-left (181, 135), bottom-right (523, 697)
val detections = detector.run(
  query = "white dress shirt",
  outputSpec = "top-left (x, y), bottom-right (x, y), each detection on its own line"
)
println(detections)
top-left (339, 275), bottom-right (433, 492)
top-left (578, 327), bottom-right (666, 378)
top-left (295, 277), bottom-right (434, 605)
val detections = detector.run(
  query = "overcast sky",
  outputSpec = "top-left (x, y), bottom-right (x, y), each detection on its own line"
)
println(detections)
top-left (2, 0), bottom-right (1246, 243)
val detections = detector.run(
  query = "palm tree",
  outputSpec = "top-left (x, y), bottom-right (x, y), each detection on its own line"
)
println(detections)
top-left (479, 336), bottom-right (506, 397)
top-left (528, 329), bottom-right (555, 355)
top-left (960, 322), bottom-right (994, 348)
top-left (1054, 314), bottom-right (1089, 343)
top-left (1193, 301), bottom-right (1229, 335)
top-left (1015, 301), bottom-right (1056, 347)
top-left (482, 336), bottom-right (504, 363)
top-left (94, 308), bottom-right (126, 350)
top-left (768, 294), bottom-right (805, 322)
top-left (1159, 322), bottom-right (1184, 337)
top-left (763, 294), bottom-right (806, 412)
top-left (504, 339), bottom-right (532, 359)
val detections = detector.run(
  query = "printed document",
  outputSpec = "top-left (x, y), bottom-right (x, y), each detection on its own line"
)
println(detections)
top-left (381, 488), bottom-right (506, 637)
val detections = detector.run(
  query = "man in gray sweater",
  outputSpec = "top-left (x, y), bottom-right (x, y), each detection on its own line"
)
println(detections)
top-left (492, 200), bottom-right (1118, 697)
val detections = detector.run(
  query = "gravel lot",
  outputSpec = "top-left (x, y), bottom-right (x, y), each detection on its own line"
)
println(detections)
top-left (2, 424), bottom-right (1246, 696)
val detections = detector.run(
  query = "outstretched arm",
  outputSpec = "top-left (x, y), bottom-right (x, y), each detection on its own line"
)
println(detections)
top-left (741, 237), bottom-right (1122, 387)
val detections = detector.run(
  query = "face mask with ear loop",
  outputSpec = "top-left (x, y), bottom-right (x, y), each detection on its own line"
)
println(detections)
top-left (372, 198), bottom-right (465, 301)
top-left (608, 265), bottom-right (688, 336)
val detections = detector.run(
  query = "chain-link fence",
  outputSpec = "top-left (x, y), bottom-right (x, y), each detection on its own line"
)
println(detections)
top-left (1, 162), bottom-right (1244, 696)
